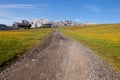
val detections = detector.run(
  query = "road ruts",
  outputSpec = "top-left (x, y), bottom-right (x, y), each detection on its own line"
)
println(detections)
top-left (0, 30), bottom-right (119, 80)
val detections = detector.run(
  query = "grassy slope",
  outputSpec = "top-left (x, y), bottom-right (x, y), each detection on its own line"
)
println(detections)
top-left (0, 28), bottom-right (53, 65)
top-left (60, 24), bottom-right (120, 75)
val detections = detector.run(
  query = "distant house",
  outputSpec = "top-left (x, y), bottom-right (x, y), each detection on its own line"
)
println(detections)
top-left (41, 24), bottom-right (52, 28)
top-left (0, 24), bottom-right (13, 30)
top-left (16, 23), bottom-right (31, 29)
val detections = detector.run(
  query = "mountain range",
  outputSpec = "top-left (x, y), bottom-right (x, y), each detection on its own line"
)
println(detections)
top-left (12, 19), bottom-right (94, 28)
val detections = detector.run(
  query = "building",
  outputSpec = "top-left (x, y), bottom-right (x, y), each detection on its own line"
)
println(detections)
top-left (41, 24), bottom-right (52, 28)
top-left (17, 23), bottom-right (31, 29)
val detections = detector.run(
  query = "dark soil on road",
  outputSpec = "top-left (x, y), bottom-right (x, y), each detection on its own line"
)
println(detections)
top-left (0, 30), bottom-right (119, 80)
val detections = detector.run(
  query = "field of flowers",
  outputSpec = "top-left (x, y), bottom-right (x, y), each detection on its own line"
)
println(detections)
top-left (60, 24), bottom-right (120, 75)
top-left (0, 28), bottom-right (53, 66)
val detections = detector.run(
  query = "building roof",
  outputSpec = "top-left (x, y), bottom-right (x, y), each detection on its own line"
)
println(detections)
top-left (17, 23), bottom-right (31, 27)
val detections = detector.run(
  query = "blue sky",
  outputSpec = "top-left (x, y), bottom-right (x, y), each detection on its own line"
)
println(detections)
top-left (0, 0), bottom-right (120, 24)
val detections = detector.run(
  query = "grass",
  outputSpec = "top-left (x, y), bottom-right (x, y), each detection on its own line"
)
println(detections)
top-left (59, 24), bottom-right (120, 76)
top-left (0, 28), bottom-right (53, 66)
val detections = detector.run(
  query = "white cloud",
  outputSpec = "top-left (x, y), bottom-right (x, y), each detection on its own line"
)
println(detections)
top-left (0, 19), bottom-right (14, 25)
top-left (0, 11), bottom-right (17, 19)
top-left (0, 4), bottom-right (47, 9)
top-left (85, 4), bottom-right (100, 13)
top-left (0, 11), bottom-right (32, 24)
top-left (0, 4), bottom-right (48, 24)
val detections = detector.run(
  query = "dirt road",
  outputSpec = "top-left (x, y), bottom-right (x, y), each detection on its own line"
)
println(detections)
top-left (0, 30), bottom-right (119, 80)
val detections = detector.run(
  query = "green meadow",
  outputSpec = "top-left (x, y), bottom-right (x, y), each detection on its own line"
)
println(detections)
top-left (60, 24), bottom-right (120, 76)
top-left (0, 28), bottom-right (53, 66)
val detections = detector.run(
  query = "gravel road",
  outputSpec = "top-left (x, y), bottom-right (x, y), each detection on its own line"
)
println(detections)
top-left (0, 30), bottom-right (119, 80)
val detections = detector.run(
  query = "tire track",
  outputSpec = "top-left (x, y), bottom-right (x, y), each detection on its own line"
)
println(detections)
top-left (0, 30), bottom-right (119, 80)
